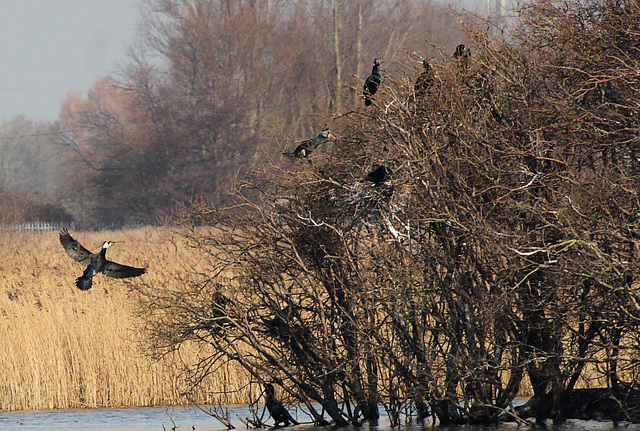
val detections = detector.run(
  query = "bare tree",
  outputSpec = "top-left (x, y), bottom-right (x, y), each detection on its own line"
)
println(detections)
top-left (53, 0), bottom-right (464, 223)
top-left (134, 0), bottom-right (640, 426)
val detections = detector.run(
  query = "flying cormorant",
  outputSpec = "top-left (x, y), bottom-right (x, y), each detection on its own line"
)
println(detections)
top-left (363, 59), bottom-right (381, 106)
top-left (59, 229), bottom-right (146, 291)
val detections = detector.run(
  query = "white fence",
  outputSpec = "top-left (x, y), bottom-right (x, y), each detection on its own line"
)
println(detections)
top-left (0, 221), bottom-right (146, 232)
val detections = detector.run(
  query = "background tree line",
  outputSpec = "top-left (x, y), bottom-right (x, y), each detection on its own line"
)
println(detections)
top-left (1, 0), bottom-right (466, 224)
top-left (0, 116), bottom-right (71, 224)
top-left (135, 0), bottom-right (640, 426)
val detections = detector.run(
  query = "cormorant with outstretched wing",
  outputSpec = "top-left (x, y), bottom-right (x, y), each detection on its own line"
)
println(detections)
top-left (59, 229), bottom-right (146, 290)
top-left (283, 129), bottom-right (333, 159)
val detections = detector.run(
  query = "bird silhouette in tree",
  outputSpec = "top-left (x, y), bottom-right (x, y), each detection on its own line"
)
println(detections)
top-left (414, 59), bottom-right (433, 97)
top-left (453, 43), bottom-right (471, 59)
top-left (365, 165), bottom-right (392, 185)
top-left (363, 58), bottom-right (382, 106)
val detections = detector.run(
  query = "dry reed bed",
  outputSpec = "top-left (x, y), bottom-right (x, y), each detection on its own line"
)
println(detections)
top-left (0, 227), bottom-right (599, 413)
top-left (0, 227), bottom-right (249, 411)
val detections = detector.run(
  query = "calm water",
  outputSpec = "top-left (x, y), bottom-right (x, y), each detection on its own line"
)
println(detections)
top-left (1, 404), bottom-right (640, 431)
top-left (0, 405), bottom-right (248, 431)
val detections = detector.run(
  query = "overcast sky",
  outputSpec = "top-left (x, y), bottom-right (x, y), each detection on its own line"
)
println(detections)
top-left (0, 0), bottom-right (139, 122)
top-left (0, 0), bottom-right (493, 123)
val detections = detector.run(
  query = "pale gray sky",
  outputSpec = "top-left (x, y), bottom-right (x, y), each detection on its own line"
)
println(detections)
top-left (0, 0), bottom-right (139, 122)
top-left (0, 0), bottom-right (494, 123)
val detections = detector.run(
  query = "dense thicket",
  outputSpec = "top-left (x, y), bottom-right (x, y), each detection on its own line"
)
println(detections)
top-left (53, 0), bottom-right (463, 222)
top-left (136, 0), bottom-right (640, 426)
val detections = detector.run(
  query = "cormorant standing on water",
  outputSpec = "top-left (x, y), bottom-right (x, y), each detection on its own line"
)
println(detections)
top-left (264, 383), bottom-right (299, 427)
top-left (363, 59), bottom-right (381, 106)
top-left (59, 229), bottom-right (146, 290)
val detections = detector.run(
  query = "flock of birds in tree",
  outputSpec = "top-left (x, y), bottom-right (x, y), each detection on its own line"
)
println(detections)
top-left (56, 49), bottom-right (415, 291)
top-left (284, 44), bottom-right (470, 194)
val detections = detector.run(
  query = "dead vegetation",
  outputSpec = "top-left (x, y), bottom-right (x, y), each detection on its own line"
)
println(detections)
top-left (135, 0), bottom-right (640, 426)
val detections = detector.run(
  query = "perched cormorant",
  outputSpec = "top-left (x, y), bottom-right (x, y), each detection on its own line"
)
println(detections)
top-left (264, 383), bottom-right (299, 427)
top-left (414, 59), bottom-right (433, 97)
top-left (59, 229), bottom-right (146, 291)
top-left (363, 59), bottom-right (381, 106)
top-left (365, 165), bottom-right (392, 185)
top-left (284, 129), bottom-right (333, 159)
top-left (453, 44), bottom-right (471, 59)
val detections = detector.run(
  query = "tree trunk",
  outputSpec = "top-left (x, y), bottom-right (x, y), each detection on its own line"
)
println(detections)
top-left (332, 0), bottom-right (342, 112)
top-left (354, 0), bottom-right (363, 108)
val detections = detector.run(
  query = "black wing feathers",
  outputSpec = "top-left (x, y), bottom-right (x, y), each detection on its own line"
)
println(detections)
top-left (59, 228), bottom-right (93, 265)
top-left (365, 165), bottom-right (391, 185)
top-left (414, 60), bottom-right (433, 97)
top-left (103, 261), bottom-right (146, 279)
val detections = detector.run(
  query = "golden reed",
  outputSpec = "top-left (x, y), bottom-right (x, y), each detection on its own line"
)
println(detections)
top-left (0, 227), bottom-right (250, 411)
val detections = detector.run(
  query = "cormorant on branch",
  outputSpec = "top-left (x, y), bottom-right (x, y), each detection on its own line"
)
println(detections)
top-left (283, 129), bottom-right (333, 159)
top-left (453, 44), bottom-right (471, 59)
top-left (264, 383), bottom-right (299, 427)
top-left (365, 165), bottom-right (392, 185)
top-left (262, 304), bottom-right (314, 358)
top-left (414, 59), bottom-right (433, 97)
top-left (363, 59), bottom-right (381, 106)
top-left (59, 229), bottom-right (146, 291)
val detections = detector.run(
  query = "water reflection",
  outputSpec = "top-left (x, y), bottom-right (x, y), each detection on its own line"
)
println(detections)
top-left (1, 404), bottom-right (640, 431)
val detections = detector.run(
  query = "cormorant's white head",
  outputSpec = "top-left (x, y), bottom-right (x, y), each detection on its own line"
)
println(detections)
top-left (318, 129), bottom-right (333, 140)
top-left (102, 240), bottom-right (115, 249)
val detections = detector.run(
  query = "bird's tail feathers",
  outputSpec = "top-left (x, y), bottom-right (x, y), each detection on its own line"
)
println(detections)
top-left (76, 276), bottom-right (93, 291)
